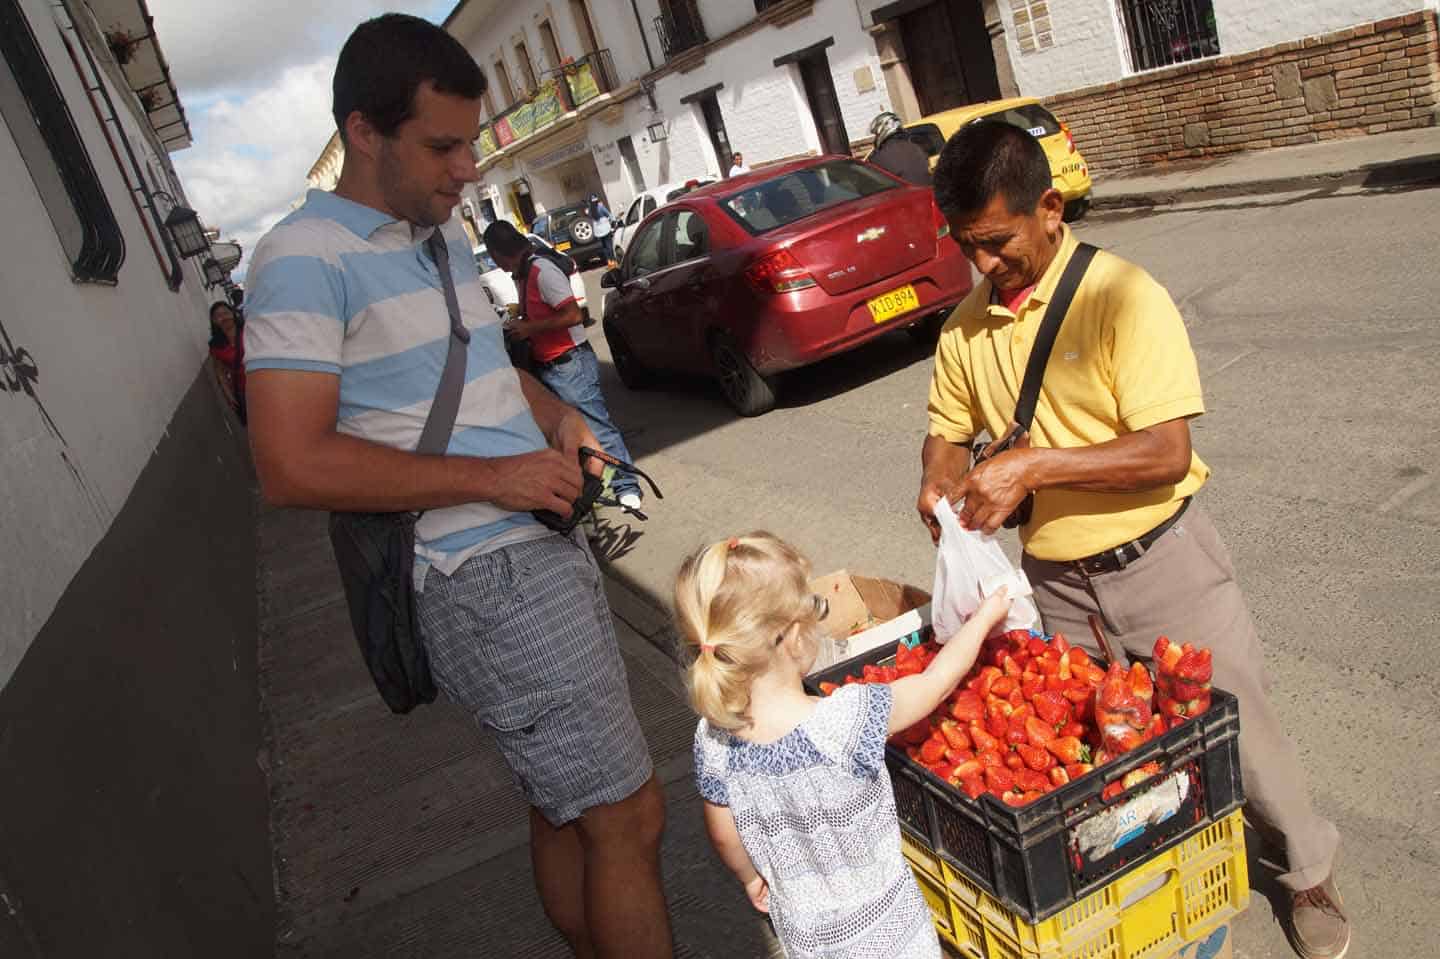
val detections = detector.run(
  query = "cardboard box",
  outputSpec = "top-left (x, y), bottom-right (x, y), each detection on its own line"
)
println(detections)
top-left (807, 571), bottom-right (931, 673)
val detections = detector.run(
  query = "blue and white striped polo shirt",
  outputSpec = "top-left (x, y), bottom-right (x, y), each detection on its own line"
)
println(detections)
top-left (243, 189), bottom-right (552, 585)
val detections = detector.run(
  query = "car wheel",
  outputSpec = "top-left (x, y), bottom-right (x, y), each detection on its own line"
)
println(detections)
top-left (1063, 196), bottom-right (1091, 222)
top-left (570, 219), bottom-right (595, 244)
top-left (604, 320), bottom-right (651, 390)
top-left (710, 334), bottom-right (777, 416)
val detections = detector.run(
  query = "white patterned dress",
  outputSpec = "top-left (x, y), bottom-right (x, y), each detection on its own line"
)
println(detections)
top-left (693, 684), bottom-right (940, 959)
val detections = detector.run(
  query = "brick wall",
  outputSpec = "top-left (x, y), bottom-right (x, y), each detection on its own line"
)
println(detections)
top-left (1047, 10), bottom-right (1440, 176)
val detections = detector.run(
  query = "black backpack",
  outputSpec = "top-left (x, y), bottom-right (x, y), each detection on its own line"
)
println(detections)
top-left (529, 237), bottom-right (577, 277)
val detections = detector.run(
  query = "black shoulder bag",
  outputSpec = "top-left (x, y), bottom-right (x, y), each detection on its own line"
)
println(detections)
top-left (503, 255), bottom-right (536, 373)
top-left (971, 242), bottom-right (1098, 529)
top-left (328, 230), bottom-right (470, 714)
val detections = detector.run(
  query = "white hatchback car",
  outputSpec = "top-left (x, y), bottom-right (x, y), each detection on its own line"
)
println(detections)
top-left (612, 178), bottom-right (718, 262)
top-left (474, 238), bottom-right (589, 321)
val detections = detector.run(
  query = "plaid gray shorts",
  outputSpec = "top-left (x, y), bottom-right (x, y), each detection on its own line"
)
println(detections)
top-left (417, 531), bottom-right (653, 825)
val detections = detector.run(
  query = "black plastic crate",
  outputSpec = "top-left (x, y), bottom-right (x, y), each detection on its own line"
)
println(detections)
top-left (806, 641), bottom-right (1244, 923)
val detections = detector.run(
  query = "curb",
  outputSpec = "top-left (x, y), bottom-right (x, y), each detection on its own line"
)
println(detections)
top-left (1091, 155), bottom-right (1440, 212)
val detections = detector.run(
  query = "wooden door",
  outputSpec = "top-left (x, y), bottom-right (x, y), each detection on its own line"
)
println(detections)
top-left (899, 0), bottom-right (1002, 115)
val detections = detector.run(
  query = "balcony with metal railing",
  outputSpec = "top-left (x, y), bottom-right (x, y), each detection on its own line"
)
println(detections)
top-left (474, 48), bottom-right (622, 163)
top-left (655, 0), bottom-right (708, 60)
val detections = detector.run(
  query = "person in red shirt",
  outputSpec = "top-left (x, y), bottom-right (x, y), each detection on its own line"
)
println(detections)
top-left (208, 300), bottom-right (246, 424)
top-left (484, 220), bottom-right (644, 511)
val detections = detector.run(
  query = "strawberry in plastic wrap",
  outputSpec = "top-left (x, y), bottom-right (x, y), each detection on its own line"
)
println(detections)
top-left (1094, 662), bottom-right (1154, 755)
top-left (1153, 636), bottom-right (1213, 721)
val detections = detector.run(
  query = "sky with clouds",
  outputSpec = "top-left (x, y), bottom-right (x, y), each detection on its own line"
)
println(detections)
top-left (150, 0), bottom-right (457, 278)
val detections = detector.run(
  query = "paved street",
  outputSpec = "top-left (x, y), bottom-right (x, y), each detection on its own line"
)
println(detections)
top-left (585, 183), bottom-right (1440, 958)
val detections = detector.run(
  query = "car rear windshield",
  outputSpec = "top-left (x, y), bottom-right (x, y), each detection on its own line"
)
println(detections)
top-left (720, 160), bottom-right (898, 234)
top-left (904, 123), bottom-right (947, 158)
top-left (983, 104), bottom-right (1062, 139)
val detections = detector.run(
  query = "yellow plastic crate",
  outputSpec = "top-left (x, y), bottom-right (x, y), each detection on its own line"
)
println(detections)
top-left (909, 810), bottom-right (1248, 959)
top-left (902, 828), bottom-right (945, 882)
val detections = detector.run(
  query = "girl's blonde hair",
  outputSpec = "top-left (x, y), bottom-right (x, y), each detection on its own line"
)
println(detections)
top-left (675, 531), bottom-right (826, 731)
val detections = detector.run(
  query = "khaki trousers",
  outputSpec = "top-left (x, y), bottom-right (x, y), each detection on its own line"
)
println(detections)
top-left (1021, 501), bottom-right (1339, 891)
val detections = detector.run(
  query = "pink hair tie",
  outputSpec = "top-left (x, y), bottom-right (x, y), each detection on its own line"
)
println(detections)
top-left (726, 537), bottom-right (739, 551)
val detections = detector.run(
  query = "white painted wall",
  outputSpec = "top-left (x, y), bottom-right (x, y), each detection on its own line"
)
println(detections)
top-left (974, 0), bottom-right (1437, 100)
top-left (1, 0), bottom-right (213, 690)
top-left (1213, 0), bottom-right (1430, 56)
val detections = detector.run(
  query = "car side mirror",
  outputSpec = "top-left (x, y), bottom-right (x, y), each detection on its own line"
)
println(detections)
top-left (600, 268), bottom-right (622, 289)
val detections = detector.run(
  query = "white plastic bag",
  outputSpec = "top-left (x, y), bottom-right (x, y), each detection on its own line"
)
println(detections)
top-left (930, 496), bottom-right (1040, 640)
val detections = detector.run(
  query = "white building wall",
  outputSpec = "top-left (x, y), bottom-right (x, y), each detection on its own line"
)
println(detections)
top-left (1, 0), bottom-right (212, 689)
top-left (1212, 0), bottom-right (1433, 56)
top-left (980, 0), bottom-right (1439, 100)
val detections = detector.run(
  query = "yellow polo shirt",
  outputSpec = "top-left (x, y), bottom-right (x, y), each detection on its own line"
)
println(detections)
top-left (928, 227), bottom-right (1210, 562)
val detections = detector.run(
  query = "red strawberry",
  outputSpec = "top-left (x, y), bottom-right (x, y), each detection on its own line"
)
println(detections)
top-left (1002, 655), bottom-right (1022, 677)
top-left (969, 724), bottom-right (1001, 754)
top-left (949, 690), bottom-right (985, 723)
top-left (1015, 768), bottom-right (1050, 793)
top-left (1025, 716), bottom-right (1057, 746)
top-left (955, 758), bottom-right (985, 781)
top-left (1064, 762), bottom-right (1093, 780)
top-left (1004, 721), bottom-right (1030, 748)
top-left (1016, 743), bottom-right (1054, 772)
top-left (818, 681), bottom-right (839, 695)
top-left (987, 713), bottom-right (1010, 738)
top-left (1021, 675), bottom-right (1043, 700)
top-left (1154, 636), bottom-right (1183, 673)
top-left (933, 762), bottom-right (957, 783)
top-left (1051, 632), bottom-right (1070, 654)
top-left (1009, 703), bottom-right (1034, 724)
top-left (944, 747), bottom-right (973, 765)
top-left (991, 676), bottom-right (1016, 698)
top-left (960, 774), bottom-right (986, 799)
top-left (1027, 637), bottom-right (1049, 658)
top-left (1101, 780), bottom-right (1124, 801)
top-left (1032, 691), bottom-right (1070, 726)
top-left (1035, 656), bottom-right (1060, 677)
top-left (900, 720), bottom-right (931, 746)
top-left (920, 737), bottom-right (946, 764)
top-left (939, 720), bottom-right (971, 752)
top-left (1050, 766), bottom-right (1071, 787)
top-left (1128, 662), bottom-right (1154, 702)
top-left (984, 766), bottom-right (1015, 793)
top-left (1067, 647), bottom-right (1091, 668)
top-left (1004, 752), bottom-right (1024, 771)
top-left (977, 749), bottom-right (1005, 768)
top-left (1046, 736), bottom-right (1091, 765)
top-left (1061, 721), bottom-right (1088, 740)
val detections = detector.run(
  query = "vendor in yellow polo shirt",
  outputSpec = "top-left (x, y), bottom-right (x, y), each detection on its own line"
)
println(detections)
top-left (916, 122), bottom-right (1347, 959)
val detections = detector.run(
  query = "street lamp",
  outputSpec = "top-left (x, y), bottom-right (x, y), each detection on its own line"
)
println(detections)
top-left (152, 190), bottom-right (210, 258)
top-left (202, 258), bottom-right (226, 286)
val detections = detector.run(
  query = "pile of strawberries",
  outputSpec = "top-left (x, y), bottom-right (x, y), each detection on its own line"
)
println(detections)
top-left (819, 631), bottom-right (1213, 807)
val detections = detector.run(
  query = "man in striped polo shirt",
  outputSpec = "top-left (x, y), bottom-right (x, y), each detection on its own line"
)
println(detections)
top-left (241, 16), bottom-right (672, 957)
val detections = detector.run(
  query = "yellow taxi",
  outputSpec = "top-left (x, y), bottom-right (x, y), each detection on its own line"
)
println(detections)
top-left (899, 98), bottom-right (1093, 220)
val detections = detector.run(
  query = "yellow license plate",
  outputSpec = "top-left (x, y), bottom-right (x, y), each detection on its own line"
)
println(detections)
top-left (556, 241), bottom-right (572, 252)
top-left (867, 284), bottom-right (919, 323)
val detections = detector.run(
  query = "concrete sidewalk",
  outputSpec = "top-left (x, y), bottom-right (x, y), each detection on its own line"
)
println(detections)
top-left (1091, 125), bottom-right (1440, 209)
top-left (254, 505), bottom-right (781, 958)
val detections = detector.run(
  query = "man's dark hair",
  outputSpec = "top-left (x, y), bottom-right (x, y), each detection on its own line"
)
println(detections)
top-left (484, 220), bottom-right (530, 258)
top-left (933, 121), bottom-right (1053, 218)
top-left (333, 14), bottom-right (486, 141)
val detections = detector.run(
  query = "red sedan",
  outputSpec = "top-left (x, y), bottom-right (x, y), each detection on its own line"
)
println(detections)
top-left (599, 156), bottom-right (974, 415)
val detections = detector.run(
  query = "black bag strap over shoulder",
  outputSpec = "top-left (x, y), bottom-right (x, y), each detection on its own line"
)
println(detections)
top-left (1011, 242), bottom-right (1098, 433)
top-left (420, 230), bottom-right (472, 456)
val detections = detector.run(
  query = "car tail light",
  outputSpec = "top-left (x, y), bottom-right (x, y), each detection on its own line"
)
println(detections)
top-left (1060, 121), bottom-right (1077, 154)
top-left (745, 249), bottom-right (817, 294)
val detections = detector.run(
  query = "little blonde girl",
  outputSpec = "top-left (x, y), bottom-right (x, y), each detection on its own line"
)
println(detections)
top-left (677, 532), bottom-right (1011, 958)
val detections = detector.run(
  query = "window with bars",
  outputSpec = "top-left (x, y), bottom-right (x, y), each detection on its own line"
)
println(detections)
top-left (1116, 0), bottom-right (1221, 72)
top-left (1010, 0), bottom-right (1054, 54)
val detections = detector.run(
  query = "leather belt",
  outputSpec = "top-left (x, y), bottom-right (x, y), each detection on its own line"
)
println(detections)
top-left (1070, 497), bottom-right (1191, 577)
top-left (534, 340), bottom-right (592, 370)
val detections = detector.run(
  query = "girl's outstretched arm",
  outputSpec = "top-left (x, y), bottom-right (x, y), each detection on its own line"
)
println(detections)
top-left (887, 588), bottom-right (1012, 734)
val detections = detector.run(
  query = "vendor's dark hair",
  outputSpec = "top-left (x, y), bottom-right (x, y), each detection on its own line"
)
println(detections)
top-left (333, 14), bottom-right (486, 142)
top-left (933, 121), bottom-right (1053, 218)
top-left (483, 220), bottom-right (530, 257)
top-left (208, 300), bottom-right (240, 348)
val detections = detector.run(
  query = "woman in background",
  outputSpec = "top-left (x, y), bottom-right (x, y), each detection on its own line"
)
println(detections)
top-left (208, 300), bottom-right (246, 425)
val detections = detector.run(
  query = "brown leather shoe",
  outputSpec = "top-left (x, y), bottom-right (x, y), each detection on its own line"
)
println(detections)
top-left (1284, 875), bottom-right (1351, 959)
